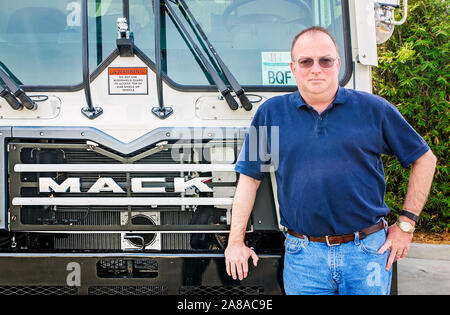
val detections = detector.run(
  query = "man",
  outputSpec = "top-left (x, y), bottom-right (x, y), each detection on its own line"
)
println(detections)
top-left (224, 26), bottom-right (437, 295)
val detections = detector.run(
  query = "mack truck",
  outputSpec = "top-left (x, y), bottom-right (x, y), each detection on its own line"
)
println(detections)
top-left (0, 0), bottom-right (408, 295)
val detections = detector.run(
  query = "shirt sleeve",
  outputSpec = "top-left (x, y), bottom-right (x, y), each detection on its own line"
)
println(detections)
top-left (235, 105), bottom-right (272, 181)
top-left (381, 101), bottom-right (430, 167)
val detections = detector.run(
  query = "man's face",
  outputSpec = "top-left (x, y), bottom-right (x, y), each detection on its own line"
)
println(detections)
top-left (290, 32), bottom-right (341, 101)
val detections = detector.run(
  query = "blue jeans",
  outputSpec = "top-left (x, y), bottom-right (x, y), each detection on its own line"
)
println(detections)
top-left (283, 225), bottom-right (392, 295)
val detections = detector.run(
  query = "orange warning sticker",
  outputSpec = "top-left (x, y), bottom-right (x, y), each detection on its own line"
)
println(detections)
top-left (109, 68), bottom-right (147, 76)
top-left (108, 67), bottom-right (148, 95)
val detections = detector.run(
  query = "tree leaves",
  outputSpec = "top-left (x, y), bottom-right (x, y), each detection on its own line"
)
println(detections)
top-left (373, 0), bottom-right (449, 232)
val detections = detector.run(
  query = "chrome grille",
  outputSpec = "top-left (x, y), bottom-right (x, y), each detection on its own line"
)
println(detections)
top-left (8, 139), bottom-right (235, 250)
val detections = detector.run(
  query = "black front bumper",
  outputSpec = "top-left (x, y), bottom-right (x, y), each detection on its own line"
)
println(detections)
top-left (0, 252), bottom-right (284, 295)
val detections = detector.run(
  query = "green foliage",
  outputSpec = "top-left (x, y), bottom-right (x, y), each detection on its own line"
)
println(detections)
top-left (373, 0), bottom-right (449, 232)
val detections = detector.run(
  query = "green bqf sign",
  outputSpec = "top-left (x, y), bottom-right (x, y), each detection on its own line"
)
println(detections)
top-left (262, 52), bottom-right (295, 85)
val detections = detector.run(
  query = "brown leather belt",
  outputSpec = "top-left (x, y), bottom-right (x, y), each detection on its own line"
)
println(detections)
top-left (287, 221), bottom-right (386, 246)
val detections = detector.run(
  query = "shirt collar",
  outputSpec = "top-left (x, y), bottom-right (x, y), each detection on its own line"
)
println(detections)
top-left (291, 86), bottom-right (347, 109)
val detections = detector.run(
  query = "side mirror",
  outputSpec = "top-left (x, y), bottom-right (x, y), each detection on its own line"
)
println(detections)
top-left (374, 0), bottom-right (408, 44)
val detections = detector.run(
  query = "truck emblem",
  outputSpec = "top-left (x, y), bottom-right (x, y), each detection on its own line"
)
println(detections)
top-left (39, 177), bottom-right (213, 193)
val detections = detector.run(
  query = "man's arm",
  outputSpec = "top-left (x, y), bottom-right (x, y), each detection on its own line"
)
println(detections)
top-left (379, 149), bottom-right (437, 270)
top-left (402, 149), bottom-right (438, 217)
top-left (225, 174), bottom-right (261, 280)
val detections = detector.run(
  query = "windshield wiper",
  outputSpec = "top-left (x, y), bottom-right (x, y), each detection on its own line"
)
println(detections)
top-left (162, 0), bottom-right (239, 111)
top-left (174, 0), bottom-right (253, 111)
top-left (80, 0), bottom-right (103, 119)
top-left (0, 81), bottom-right (23, 110)
top-left (0, 64), bottom-right (37, 110)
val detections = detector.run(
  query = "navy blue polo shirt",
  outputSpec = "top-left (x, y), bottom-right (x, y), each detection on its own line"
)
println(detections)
top-left (235, 87), bottom-right (430, 237)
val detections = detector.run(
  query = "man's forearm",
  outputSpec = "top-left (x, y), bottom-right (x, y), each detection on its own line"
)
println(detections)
top-left (402, 149), bottom-right (437, 219)
top-left (228, 174), bottom-right (261, 245)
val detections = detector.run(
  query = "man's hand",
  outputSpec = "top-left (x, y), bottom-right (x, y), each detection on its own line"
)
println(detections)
top-left (378, 222), bottom-right (414, 271)
top-left (225, 243), bottom-right (259, 280)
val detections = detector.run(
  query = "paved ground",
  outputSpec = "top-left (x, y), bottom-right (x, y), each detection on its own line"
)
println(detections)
top-left (397, 243), bottom-right (450, 295)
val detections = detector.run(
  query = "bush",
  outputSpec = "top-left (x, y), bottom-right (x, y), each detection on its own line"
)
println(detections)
top-left (372, 0), bottom-right (449, 232)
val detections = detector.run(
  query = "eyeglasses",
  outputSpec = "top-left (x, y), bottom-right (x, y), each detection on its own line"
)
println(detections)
top-left (294, 56), bottom-right (338, 69)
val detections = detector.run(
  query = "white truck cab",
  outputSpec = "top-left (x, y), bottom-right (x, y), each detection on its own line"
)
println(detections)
top-left (0, 0), bottom-right (406, 295)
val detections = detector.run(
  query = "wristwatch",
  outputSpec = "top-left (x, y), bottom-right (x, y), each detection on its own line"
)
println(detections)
top-left (400, 210), bottom-right (420, 223)
top-left (396, 219), bottom-right (415, 234)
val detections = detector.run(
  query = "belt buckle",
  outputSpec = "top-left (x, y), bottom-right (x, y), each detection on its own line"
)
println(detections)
top-left (325, 235), bottom-right (340, 247)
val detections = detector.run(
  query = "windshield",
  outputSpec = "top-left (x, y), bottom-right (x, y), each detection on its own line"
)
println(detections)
top-left (0, 0), bottom-right (348, 88)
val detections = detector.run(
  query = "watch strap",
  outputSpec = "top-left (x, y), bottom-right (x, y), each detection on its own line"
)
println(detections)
top-left (400, 210), bottom-right (419, 223)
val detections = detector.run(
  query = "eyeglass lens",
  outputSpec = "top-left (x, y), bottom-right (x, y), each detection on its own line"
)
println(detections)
top-left (297, 57), bottom-right (336, 68)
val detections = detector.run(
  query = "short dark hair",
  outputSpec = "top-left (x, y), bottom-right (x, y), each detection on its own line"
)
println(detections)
top-left (291, 26), bottom-right (339, 59)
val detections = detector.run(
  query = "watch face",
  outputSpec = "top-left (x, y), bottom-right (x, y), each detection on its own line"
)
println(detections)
top-left (398, 221), bottom-right (415, 233)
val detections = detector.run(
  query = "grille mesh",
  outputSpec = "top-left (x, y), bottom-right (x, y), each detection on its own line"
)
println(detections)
top-left (96, 259), bottom-right (159, 278)
top-left (55, 233), bottom-right (121, 250)
top-left (52, 211), bottom-right (194, 250)
top-left (179, 286), bottom-right (264, 295)
top-left (88, 286), bottom-right (168, 295)
top-left (0, 286), bottom-right (78, 295)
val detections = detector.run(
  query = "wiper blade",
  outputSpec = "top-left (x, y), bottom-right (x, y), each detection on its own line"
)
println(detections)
top-left (0, 82), bottom-right (23, 110)
top-left (165, 9), bottom-right (215, 85)
top-left (163, 0), bottom-right (239, 111)
top-left (0, 61), bottom-right (23, 85)
top-left (175, 0), bottom-right (253, 111)
top-left (0, 64), bottom-right (36, 110)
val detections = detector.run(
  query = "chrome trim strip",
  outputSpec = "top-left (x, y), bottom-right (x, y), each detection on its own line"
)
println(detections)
top-left (21, 230), bottom-right (233, 234)
top-left (14, 163), bottom-right (236, 172)
top-left (0, 252), bottom-right (281, 258)
top-left (12, 197), bottom-right (233, 206)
